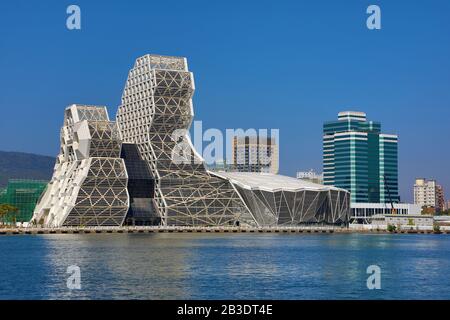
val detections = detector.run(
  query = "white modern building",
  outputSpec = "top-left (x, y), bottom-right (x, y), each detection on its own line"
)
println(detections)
top-left (351, 202), bottom-right (421, 224)
top-left (31, 54), bottom-right (352, 228)
top-left (371, 214), bottom-right (434, 229)
top-left (217, 172), bottom-right (350, 226)
top-left (32, 105), bottom-right (130, 227)
top-left (116, 54), bottom-right (252, 226)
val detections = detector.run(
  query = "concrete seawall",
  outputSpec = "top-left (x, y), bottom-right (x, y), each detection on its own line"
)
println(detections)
top-left (0, 226), bottom-right (447, 235)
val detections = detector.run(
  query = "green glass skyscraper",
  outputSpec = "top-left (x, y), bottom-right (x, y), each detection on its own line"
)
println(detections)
top-left (323, 111), bottom-right (399, 204)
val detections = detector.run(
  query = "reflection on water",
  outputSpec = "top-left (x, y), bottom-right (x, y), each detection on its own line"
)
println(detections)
top-left (1, 233), bottom-right (450, 299)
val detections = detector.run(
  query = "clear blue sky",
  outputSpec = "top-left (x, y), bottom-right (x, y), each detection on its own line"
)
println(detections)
top-left (1, 0), bottom-right (449, 202)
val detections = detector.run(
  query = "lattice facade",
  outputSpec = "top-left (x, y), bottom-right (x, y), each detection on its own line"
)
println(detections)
top-left (235, 188), bottom-right (350, 226)
top-left (116, 55), bottom-right (252, 226)
top-left (29, 55), bottom-right (351, 228)
top-left (216, 172), bottom-right (351, 226)
top-left (32, 105), bottom-right (129, 227)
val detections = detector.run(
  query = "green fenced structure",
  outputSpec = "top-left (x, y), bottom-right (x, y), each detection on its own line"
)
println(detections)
top-left (0, 179), bottom-right (48, 224)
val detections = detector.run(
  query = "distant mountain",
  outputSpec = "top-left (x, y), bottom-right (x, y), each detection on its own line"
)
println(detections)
top-left (0, 151), bottom-right (55, 188)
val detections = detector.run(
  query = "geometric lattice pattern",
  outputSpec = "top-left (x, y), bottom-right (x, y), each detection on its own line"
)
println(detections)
top-left (235, 188), bottom-right (350, 226)
top-left (116, 55), bottom-right (253, 226)
top-left (216, 172), bottom-right (351, 226)
top-left (32, 105), bottom-right (129, 227)
top-left (29, 55), bottom-right (351, 228)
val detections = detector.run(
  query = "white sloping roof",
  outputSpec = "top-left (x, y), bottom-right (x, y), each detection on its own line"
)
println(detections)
top-left (212, 172), bottom-right (345, 193)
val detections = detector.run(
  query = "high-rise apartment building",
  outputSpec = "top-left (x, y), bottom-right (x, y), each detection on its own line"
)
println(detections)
top-left (231, 136), bottom-right (279, 174)
top-left (323, 111), bottom-right (399, 204)
top-left (437, 185), bottom-right (445, 211)
top-left (414, 178), bottom-right (445, 210)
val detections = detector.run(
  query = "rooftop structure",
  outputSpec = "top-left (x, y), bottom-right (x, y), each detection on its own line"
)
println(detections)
top-left (296, 169), bottom-right (324, 184)
top-left (220, 172), bottom-right (339, 192)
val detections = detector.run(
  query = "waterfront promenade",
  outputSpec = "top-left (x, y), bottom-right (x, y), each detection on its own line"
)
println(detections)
top-left (0, 225), bottom-right (448, 235)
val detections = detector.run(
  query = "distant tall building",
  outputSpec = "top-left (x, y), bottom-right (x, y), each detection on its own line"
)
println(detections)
top-left (445, 200), bottom-right (450, 211)
top-left (437, 185), bottom-right (445, 211)
top-left (296, 169), bottom-right (323, 184)
top-left (323, 111), bottom-right (399, 204)
top-left (414, 178), bottom-right (444, 210)
top-left (231, 136), bottom-right (279, 174)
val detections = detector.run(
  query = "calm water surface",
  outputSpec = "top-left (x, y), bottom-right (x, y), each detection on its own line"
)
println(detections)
top-left (1, 233), bottom-right (449, 299)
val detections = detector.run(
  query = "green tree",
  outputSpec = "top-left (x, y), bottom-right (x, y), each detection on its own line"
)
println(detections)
top-left (0, 204), bottom-right (19, 226)
top-left (387, 224), bottom-right (396, 232)
top-left (433, 224), bottom-right (441, 233)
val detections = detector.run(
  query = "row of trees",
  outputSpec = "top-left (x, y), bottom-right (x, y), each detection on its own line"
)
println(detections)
top-left (421, 206), bottom-right (450, 216)
top-left (0, 204), bottom-right (19, 227)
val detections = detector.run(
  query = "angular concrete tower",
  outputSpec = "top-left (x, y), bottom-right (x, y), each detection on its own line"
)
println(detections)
top-left (32, 105), bottom-right (129, 227)
top-left (116, 54), bottom-right (252, 226)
